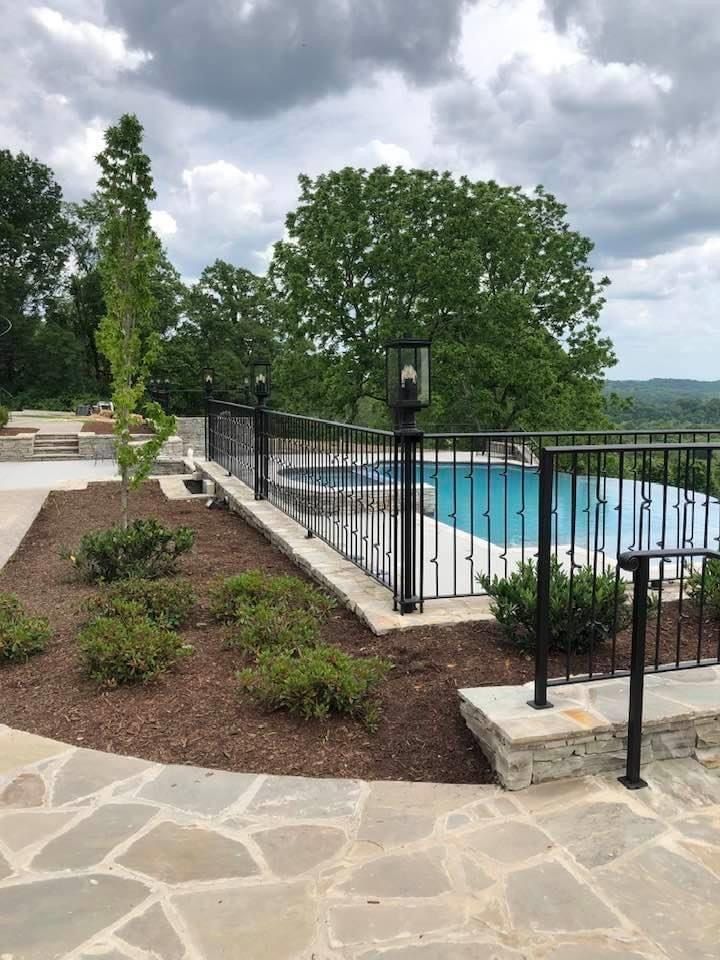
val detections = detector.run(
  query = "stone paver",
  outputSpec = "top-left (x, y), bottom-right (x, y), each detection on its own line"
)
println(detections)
top-left (0, 874), bottom-right (149, 959)
top-left (116, 901), bottom-right (186, 960)
top-left (138, 762), bottom-right (257, 815)
top-left (51, 748), bottom-right (153, 805)
top-left (173, 882), bottom-right (314, 959)
top-left (118, 819), bottom-right (259, 883)
top-left (33, 802), bottom-right (157, 870)
top-left (253, 823), bottom-right (346, 876)
top-left (0, 727), bottom-right (719, 957)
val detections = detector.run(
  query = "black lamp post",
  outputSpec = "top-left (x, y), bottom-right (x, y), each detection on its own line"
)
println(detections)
top-left (203, 368), bottom-right (214, 460)
top-left (252, 360), bottom-right (271, 406)
top-left (385, 337), bottom-right (431, 614)
top-left (385, 338), bottom-right (431, 431)
top-left (251, 360), bottom-right (271, 500)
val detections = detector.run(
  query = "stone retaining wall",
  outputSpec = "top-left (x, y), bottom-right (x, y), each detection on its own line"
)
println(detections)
top-left (460, 667), bottom-right (720, 789)
top-left (0, 434), bottom-right (34, 461)
top-left (174, 417), bottom-right (205, 455)
top-left (78, 434), bottom-right (183, 461)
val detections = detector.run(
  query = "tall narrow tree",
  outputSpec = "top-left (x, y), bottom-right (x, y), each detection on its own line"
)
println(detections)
top-left (95, 114), bottom-right (174, 528)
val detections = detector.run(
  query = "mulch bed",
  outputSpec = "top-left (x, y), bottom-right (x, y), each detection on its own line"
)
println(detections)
top-left (0, 482), bottom-right (715, 784)
top-left (0, 427), bottom-right (39, 435)
top-left (81, 420), bottom-right (155, 435)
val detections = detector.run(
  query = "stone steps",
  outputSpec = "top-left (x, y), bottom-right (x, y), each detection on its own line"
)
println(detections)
top-left (32, 434), bottom-right (81, 460)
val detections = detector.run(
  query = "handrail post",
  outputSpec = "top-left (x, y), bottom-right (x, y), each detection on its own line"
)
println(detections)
top-left (619, 554), bottom-right (650, 790)
top-left (395, 423), bottom-right (422, 614)
top-left (530, 448), bottom-right (554, 708)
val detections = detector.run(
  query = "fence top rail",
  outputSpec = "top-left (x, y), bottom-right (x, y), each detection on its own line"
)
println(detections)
top-left (262, 408), bottom-right (395, 438)
top-left (208, 399), bottom-right (255, 412)
top-left (544, 441), bottom-right (720, 455)
top-left (424, 427), bottom-right (720, 440)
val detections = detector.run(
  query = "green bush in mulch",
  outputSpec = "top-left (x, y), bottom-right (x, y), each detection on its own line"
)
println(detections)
top-left (0, 406), bottom-right (8, 430)
top-left (84, 578), bottom-right (195, 629)
top-left (687, 558), bottom-right (720, 619)
top-left (238, 643), bottom-right (391, 730)
top-left (224, 600), bottom-right (319, 654)
top-left (0, 594), bottom-right (50, 663)
top-left (78, 602), bottom-right (192, 686)
top-left (478, 557), bottom-right (630, 655)
top-left (66, 519), bottom-right (195, 583)
top-left (209, 570), bottom-right (334, 623)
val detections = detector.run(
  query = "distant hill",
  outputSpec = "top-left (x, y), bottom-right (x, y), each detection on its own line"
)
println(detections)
top-left (606, 379), bottom-right (720, 399)
top-left (604, 379), bottom-right (720, 428)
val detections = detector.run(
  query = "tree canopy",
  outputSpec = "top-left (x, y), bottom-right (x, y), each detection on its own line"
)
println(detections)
top-left (270, 167), bottom-right (614, 429)
top-left (1, 134), bottom-right (622, 432)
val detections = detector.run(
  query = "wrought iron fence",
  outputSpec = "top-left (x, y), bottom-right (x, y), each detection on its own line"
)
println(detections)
top-left (205, 404), bottom-right (720, 627)
top-left (207, 399), bottom-right (255, 487)
top-left (259, 409), bottom-right (400, 597)
top-left (531, 441), bottom-right (720, 708)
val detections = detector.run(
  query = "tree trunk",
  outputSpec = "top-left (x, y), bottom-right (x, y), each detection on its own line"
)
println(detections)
top-left (120, 464), bottom-right (129, 530)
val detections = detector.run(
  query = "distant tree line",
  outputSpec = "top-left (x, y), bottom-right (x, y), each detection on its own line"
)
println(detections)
top-left (605, 380), bottom-right (720, 429)
top-left (1, 121), bottom-right (617, 431)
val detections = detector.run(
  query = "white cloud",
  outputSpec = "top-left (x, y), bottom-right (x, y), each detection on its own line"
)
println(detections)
top-left (369, 139), bottom-right (413, 168)
top-left (30, 6), bottom-right (151, 71)
top-left (180, 161), bottom-right (270, 224)
top-left (49, 120), bottom-right (104, 178)
top-left (150, 209), bottom-right (178, 237)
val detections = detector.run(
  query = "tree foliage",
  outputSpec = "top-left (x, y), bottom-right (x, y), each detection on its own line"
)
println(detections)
top-left (95, 114), bottom-right (175, 527)
top-left (270, 167), bottom-right (615, 428)
top-left (0, 150), bottom-right (70, 400)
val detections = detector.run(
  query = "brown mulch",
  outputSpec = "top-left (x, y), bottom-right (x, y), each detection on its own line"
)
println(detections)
top-left (0, 482), bottom-right (715, 784)
top-left (0, 427), bottom-right (39, 435)
top-left (81, 420), bottom-right (155, 435)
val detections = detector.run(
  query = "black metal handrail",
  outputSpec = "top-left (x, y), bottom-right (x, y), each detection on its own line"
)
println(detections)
top-left (617, 547), bottom-right (720, 789)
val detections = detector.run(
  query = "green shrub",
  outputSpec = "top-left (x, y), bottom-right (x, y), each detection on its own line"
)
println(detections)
top-left (67, 519), bottom-right (195, 582)
top-left (78, 611), bottom-right (191, 685)
top-left (0, 406), bottom-right (8, 430)
top-left (210, 570), bottom-right (334, 622)
top-left (478, 558), bottom-right (630, 654)
top-left (238, 644), bottom-right (391, 729)
top-left (687, 559), bottom-right (720, 618)
top-left (225, 601), bottom-right (319, 654)
top-left (0, 593), bottom-right (51, 662)
top-left (85, 578), bottom-right (195, 628)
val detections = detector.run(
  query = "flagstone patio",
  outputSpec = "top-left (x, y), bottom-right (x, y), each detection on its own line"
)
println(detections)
top-left (1, 725), bottom-right (719, 959)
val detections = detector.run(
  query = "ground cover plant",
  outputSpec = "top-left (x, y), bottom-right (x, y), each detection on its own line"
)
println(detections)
top-left (210, 569), bottom-right (334, 622)
top-left (78, 605), bottom-right (191, 686)
top-left (67, 518), bottom-right (194, 582)
top-left (0, 406), bottom-right (8, 430)
top-left (479, 558), bottom-right (630, 654)
top-left (239, 644), bottom-right (391, 729)
top-left (687, 558), bottom-right (720, 619)
top-left (0, 594), bottom-right (50, 663)
top-left (224, 601), bottom-right (319, 654)
top-left (85, 578), bottom-right (195, 629)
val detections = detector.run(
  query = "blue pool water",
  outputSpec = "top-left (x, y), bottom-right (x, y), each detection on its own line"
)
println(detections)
top-left (282, 462), bottom-right (720, 552)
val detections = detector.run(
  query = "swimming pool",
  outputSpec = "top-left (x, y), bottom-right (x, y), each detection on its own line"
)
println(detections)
top-left (280, 460), bottom-right (720, 552)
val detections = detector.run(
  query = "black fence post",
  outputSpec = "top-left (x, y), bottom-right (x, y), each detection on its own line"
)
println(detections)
top-left (253, 398), bottom-right (269, 500)
top-left (205, 397), bottom-right (212, 462)
top-left (530, 448), bottom-right (554, 708)
top-left (395, 425), bottom-right (422, 614)
top-left (619, 552), bottom-right (650, 790)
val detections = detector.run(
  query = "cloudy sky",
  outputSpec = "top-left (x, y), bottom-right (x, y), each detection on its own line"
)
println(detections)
top-left (3, 0), bottom-right (719, 380)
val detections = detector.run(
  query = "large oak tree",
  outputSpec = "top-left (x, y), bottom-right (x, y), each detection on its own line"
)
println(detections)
top-left (270, 167), bottom-right (615, 429)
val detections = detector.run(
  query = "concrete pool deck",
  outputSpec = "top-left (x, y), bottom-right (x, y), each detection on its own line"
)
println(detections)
top-left (1, 725), bottom-right (719, 958)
